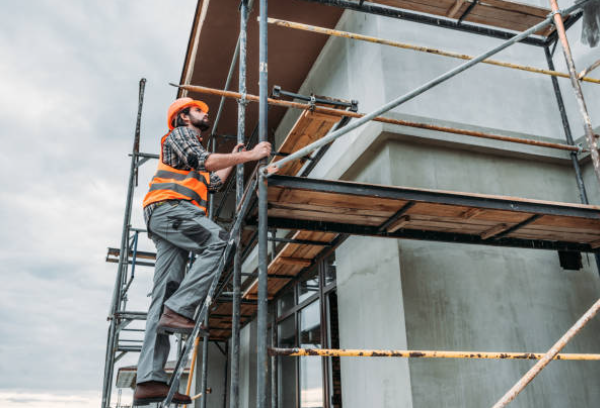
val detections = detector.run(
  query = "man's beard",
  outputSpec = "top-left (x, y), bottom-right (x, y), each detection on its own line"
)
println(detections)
top-left (192, 116), bottom-right (211, 131)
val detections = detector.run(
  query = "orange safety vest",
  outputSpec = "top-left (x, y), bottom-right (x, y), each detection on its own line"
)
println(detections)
top-left (142, 133), bottom-right (209, 214)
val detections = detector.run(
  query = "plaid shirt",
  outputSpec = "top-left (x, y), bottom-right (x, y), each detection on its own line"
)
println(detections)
top-left (144, 126), bottom-right (223, 227)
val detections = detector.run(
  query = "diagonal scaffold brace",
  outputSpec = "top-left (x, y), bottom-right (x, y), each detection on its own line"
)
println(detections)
top-left (161, 176), bottom-right (258, 407)
top-left (261, 0), bottom-right (595, 178)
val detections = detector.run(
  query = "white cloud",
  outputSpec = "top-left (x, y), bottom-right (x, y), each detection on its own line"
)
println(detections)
top-left (0, 391), bottom-right (101, 408)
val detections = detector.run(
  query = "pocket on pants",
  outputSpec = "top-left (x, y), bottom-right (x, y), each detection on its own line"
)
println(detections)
top-left (168, 214), bottom-right (212, 245)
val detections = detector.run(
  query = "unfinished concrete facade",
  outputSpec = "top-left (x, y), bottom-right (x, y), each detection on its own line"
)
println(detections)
top-left (100, 1), bottom-right (600, 407)
top-left (197, 5), bottom-right (600, 408)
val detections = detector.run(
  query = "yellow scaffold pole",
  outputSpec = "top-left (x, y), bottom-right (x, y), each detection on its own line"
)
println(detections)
top-left (267, 17), bottom-right (600, 85)
top-left (268, 347), bottom-right (600, 361)
top-left (182, 336), bottom-right (201, 408)
top-left (173, 84), bottom-right (584, 153)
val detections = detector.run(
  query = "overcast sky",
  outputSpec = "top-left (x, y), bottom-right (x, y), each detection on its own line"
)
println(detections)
top-left (1, 2), bottom-right (600, 408)
top-left (0, 1), bottom-right (197, 407)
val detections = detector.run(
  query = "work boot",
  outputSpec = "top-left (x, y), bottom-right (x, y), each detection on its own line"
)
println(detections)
top-left (157, 307), bottom-right (210, 337)
top-left (157, 307), bottom-right (195, 335)
top-left (133, 381), bottom-right (191, 406)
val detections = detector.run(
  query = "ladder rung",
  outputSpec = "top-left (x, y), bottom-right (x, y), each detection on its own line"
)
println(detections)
top-left (115, 311), bottom-right (148, 320)
top-left (117, 345), bottom-right (142, 353)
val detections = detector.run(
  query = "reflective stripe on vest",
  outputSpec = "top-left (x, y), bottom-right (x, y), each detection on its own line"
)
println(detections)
top-left (142, 132), bottom-right (210, 213)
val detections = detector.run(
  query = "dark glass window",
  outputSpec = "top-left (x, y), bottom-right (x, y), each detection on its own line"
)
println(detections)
top-left (278, 316), bottom-right (297, 408)
top-left (300, 300), bottom-right (323, 408)
top-left (326, 292), bottom-right (342, 408)
top-left (275, 252), bottom-right (340, 408)
top-left (324, 254), bottom-right (336, 288)
top-left (278, 285), bottom-right (295, 316)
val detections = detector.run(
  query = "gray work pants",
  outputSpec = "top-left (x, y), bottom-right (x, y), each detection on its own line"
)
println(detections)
top-left (136, 200), bottom-right (227, 384)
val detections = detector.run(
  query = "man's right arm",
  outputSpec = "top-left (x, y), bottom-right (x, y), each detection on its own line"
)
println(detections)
top-left (204, 141), bottom-right (271, 172)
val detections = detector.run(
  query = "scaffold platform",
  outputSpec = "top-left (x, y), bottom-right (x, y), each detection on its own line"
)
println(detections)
top-left (263, 175), bottom-right (600, 252)
top-left (371, 0), bottom-right (564, 35)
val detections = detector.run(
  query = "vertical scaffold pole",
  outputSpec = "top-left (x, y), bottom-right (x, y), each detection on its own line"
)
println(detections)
top-left (544, 45), bottom-right (589, 204)
top-left (101, 78), bottom-right (146, 408)
top-left (549, 0), bottom-right (600, 186)
top-left (209, 137), bottom-right (217, 220)
top-left (544, 44), bottom-right (600, 275)
top-left (257, 0), bottom-right (269, 406)
top-left (200, 315), bottom-right (210, 408)
top-left (270, 306), bottom-right (278, 408)
top-left (222, 342), bottom-right (229, 408)
top-left (230, 0), bottom-right (248, 407)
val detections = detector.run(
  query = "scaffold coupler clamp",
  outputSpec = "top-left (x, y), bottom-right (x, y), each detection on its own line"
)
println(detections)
top-left (577, 143), bottom-right (584, 154)
top-left (272, 85), bottom-right (282, 99)
top-left (547, 4), bottom-right (568, 19)
top-left (238, 93), bottom-right (249, 107)
top-left (309, 95), bottom-right (316, 111)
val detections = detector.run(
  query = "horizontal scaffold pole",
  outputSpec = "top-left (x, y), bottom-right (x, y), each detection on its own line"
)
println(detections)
top-left (268, 347), bottom-right (600, 361)
top-left (172, 84), bottom-right (582, 153)
top-left (258, 0), bottom-right (592, 175)
top-left (267, 18), bottom-right (600, 85)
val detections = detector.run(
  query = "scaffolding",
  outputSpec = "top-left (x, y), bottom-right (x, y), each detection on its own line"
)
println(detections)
top-left (101, 0), bottom-right (600, 407)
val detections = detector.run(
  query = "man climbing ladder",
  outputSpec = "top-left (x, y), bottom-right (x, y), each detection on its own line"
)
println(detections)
top-left (133, 97), bottom-right (271, 405)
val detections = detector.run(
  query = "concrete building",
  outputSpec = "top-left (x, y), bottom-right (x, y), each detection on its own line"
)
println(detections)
top-left (109, 0), bottom-right (600, 407)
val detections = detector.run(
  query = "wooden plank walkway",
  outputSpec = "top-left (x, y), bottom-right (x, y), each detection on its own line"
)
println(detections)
top-left (372, 0), bottom-right (562, 36)
top-left (265, 175), bottom-right (600, 252)
top-left (270, 109), bottom-right (341, 176)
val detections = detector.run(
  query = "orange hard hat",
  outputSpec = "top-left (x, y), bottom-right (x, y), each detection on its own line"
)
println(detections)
top-left (167, 97), bottom-right (209, 130)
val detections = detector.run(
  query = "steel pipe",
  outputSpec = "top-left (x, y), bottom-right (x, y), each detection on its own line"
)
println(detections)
top-left (102, 78), bottom-right (146, 408)
top-left (200, 318), bottom-right (210, 408)
top-left (173, 84), bottom-right (582, 153)
top-left (544, 44), bottom-right (600, 274)
top-left (262, 0), bottom-right (591, 175)
top-left (222, 342), bottom-right (229, 408)
top-left (491, 297), bottom-right (600, 408)
top-left (230, 0), bottom-right (250, 407)
top-left (579, 58), bottom-right (600, 79)
top-left (549, 0), bottom-right (600, 186)
top-left (256, 0), bottom-right (269, 406)
top-left (269, 347), bottom-right (600, 361)
top-left (544, 45), bottom-right (589, 203)
top-left (208, 34), bottom-right (240, 150)
top-left (297, 0), bottom-right (547, 46)
top-left (267, 17), bottom-right (600, 85)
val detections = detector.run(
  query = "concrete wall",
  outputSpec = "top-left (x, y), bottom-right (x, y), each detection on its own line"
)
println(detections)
top-left (384, 140), bottom-right (600, 407)
top-left (335, 148), bottom-right (413, 408)
top-left (332, 140), bottom-right (600, 408)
